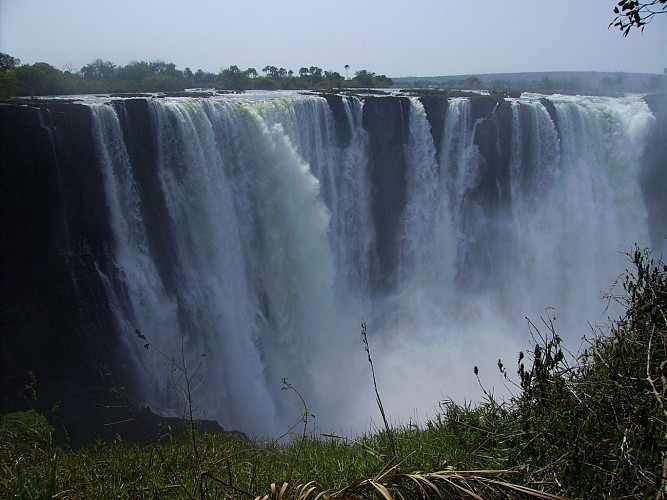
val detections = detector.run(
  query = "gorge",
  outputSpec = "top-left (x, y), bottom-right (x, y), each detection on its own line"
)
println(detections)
top-left (1, 90), bottom-right (665, 444)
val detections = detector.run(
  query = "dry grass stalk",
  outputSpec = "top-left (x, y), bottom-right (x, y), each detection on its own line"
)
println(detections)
top-left (254, 469), bottom-right (570, 499)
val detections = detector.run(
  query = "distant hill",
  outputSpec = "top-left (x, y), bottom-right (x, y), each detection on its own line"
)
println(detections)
top-left (392, 71), bottom-right (666, 93)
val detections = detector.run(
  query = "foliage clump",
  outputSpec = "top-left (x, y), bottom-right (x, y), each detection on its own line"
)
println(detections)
top-left (1, 410), bottom-right (57, 498)
top-left (491, 247), bottom-right (667, 498)
top-left (611, 0), bottom-right (667, 36)
top-left (1, 409), bottom-right (53, 455)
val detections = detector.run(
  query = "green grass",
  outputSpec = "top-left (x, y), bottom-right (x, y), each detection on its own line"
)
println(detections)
top-left (2, 246), bottom-right (665, 499)
top-left (0, 420), bottom-right (559, 499)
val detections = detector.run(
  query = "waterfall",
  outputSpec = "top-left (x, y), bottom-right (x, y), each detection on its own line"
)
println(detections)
top-left (81, 92), bottom-right (658, 436)
top-left (506, 95), bottom-right (653, 334)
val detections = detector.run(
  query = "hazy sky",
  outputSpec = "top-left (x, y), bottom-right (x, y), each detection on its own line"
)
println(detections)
top-left (1, 0), bottom-right (665, 77)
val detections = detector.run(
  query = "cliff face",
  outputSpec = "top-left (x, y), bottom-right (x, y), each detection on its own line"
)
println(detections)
top-left (361, 96), bottom-right (411, 293)
top-left (337, 93), bottom-right (518, 293)
top-left (417, 93), bottom-right (516, 290)
top-left (0, 102), bottom-right (137, 445)
top-left (114, 99), bottom-right (181, 296)
top-left (320, 94), bottom-right (352, 148)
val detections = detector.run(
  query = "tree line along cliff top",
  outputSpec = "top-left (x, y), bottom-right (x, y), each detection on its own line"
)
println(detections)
top-left (0, 54), bottom-right (393, 98)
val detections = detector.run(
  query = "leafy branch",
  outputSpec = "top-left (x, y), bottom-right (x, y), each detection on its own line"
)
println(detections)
top-left (610, 0), bottom-right (667, 36)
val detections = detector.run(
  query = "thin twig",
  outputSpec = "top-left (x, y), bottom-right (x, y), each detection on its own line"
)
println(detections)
top-left (361, 322), bottom-right (396, 456)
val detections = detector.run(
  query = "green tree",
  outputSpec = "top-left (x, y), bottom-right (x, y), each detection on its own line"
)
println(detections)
top-left (611, 0), bottom-right (667, 35)
top-left (118, 61), bottom-right (152, 84)
top-left (0, 53), bottom-right (21, 96)
top-left (0, 71), bottom-right (18, 97)
top-left (349, 69), bottom-right (393, 88)
top-left (140, 75), bottom-right (183, 92)
top-left (193, 69), bottom-right (215, 85)
top-left (219, 65), bottom-right (248, 90)
top-left (325, 70), bottom-right (342, 81)
top-left (353, 69), bottom-right (375, 87)
top-left (0, 53), bottom-right (21, 72)
top-left (373, 74), bottom-right (393, 88)
top-left (262, 65), bottom-right (279, 78)
top-left (309, 66), bottom-right (323, 83)
top-left (466, 75), bottom-right (482, 88)
top-left (149, 60), bottom-right (181, 78)
top-left (81, 59), bottom-right (117, 79)
top-left (14, 62), bottom-right (73, 95)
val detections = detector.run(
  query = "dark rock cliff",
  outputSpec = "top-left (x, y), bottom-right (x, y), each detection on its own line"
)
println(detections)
top-left (0, 102), bottom-right (140, 445)
top-left (320, 94), bottom-right (352, 148)
top-left (459, 96), bottom-right (516, 290)
top-left (419, 95), bottom-right (449, 161)
top-left (0, 100), bottom-right (240, 448)
top-left (114, 99), bottom-right (181, 296)
top-left (361, 96), bottom-right (411, 294)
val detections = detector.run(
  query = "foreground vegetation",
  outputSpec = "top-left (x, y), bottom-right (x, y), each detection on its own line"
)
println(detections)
top-left (2, 246), bottom-right (665, 499)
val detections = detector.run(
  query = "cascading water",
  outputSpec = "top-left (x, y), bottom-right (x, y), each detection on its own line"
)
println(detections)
top-left (86, 92), bottom-right (657, 437)
top-left (505, 95), bottom-right (652, 334)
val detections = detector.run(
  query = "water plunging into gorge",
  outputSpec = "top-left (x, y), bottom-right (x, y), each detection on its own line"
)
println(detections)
top-left (1, 91), bottom-right (664, 437)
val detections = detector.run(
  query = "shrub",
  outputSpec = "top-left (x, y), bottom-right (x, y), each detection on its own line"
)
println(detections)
top-left (501, 247), bottom-right (667, 498)
top-left (0, 410), bottom-right (57, 499)
top-left (0, 409), bottom-right (53, 455)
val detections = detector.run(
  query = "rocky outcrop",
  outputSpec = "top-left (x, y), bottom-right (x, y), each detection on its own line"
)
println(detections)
top-left (460, 97), bottom-right (516, 290)
top-left (114, 99), bottom-right (181, 296)
top-left (0, 102), bottom-right (137, 447)
top-left (361, 96), bottom-right (411, 294)
top-left (419, 95), bottom-right (449, 160)
top-left (320, 93), bottom-right (352, 148)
